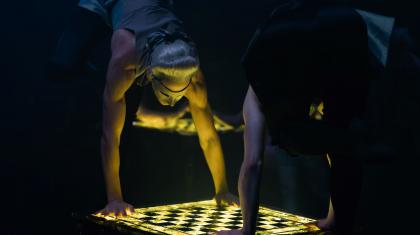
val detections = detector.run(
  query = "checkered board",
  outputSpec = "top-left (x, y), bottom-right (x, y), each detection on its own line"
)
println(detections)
top-left (90, 200), bottom-right (320, 235)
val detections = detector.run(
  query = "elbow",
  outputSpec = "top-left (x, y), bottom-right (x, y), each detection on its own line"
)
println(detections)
top-left (110, 54), bottom-right (129, 69)
top-left (199, 136), bottom-right (219, 152)
top-left (101, 132), bottom-right (120, 151)
top-left (103, 81), bottom-right (120, 104)
top-left (238, 158), bottom-right (263, 193)
top-left (102, 89), bottom-right (114, 104)
top-left (242, 158), bottom-right (263, 174)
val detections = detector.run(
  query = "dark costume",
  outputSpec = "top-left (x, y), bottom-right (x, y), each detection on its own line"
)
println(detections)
top-left (241, 2), bottom-right (394, 234)
top-left (242, 0), bottom-right (420, 232)
top-left (242, 4), bottom-right (395, 156)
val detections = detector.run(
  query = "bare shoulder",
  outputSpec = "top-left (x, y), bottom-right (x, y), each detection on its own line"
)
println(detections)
top-left (104, 29), bottom-right (138, 101)
top-left (110, 29), bottom-right (136, 66)
top-left (185, 69), bottom-right (208, 108)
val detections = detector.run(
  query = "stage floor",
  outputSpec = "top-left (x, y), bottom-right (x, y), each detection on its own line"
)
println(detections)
top-left (81, 200), bottom-right (321, 235)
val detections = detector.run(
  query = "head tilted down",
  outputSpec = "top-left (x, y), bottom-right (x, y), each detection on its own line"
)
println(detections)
top-left (148, 39), bottom-right (199, 106)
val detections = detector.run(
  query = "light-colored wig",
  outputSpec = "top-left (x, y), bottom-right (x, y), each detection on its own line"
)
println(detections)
top-left (149, 39), bottom-right (199, 83)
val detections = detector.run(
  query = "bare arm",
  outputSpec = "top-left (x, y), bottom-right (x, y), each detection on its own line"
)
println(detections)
top-left (99, 29), bottom-right (137, 216)
top-left (240, 86), bottom-right (266, 235)
top-left (185, 70), bottom-right (229, 197)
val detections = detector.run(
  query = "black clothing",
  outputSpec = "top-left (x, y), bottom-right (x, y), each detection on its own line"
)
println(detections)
top-left (242, 5), bottom-right (370, 234)
top-left (243, 5), bottom-right (370, 156)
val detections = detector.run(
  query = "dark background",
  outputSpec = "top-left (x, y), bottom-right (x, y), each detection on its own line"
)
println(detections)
top-left (2, 0), bottom-right (419, 234)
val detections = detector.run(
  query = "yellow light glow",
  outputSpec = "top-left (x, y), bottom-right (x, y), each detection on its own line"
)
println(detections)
top-left (91, 200), bottom-right (320, 234)
top-left (133, 115), bottom-right (244, 135)
top-left (309, 102), bottom-right (324, 121)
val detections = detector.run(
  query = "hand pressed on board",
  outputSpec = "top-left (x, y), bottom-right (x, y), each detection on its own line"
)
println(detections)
top-left (214, 192), bottom-right (240, 207)
top-left (96, 199), bottom-right (135, 218)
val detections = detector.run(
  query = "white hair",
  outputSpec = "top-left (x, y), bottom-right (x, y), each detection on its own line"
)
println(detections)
top-left (149, 39), bottom-right (199, 82)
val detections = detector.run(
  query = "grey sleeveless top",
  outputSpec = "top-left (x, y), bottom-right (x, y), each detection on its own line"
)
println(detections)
top-left (78, 0), bottom-right (183, 78)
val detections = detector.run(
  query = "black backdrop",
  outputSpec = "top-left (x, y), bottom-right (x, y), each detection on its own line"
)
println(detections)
top-left (2, 0), bottom-right (419, 234)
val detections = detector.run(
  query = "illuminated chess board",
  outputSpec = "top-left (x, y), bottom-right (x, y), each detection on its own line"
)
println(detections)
top-left (87, 200), bottom-right (320, 235)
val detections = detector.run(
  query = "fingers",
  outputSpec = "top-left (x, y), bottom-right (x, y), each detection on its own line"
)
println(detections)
top-left (232, 197), bottom-right (240, 207)
top-left (214, 196), bottom-right (222, 205)
top-left (103, 211), bottom-right (115, 218)
top-left (214, 193), bottom-right (240, 207)
top-left (95, 209), bottom-right (104, 215)
top-left (95, 204), bottom-right (135, 218)
top-left (216, 193), bottom-right (240, 207)
top-left (225, 195), bottom-right (239, 207)
top-left (116, 206), bottom-right (130, 218)
top-left (118, 210), bottom-right (126, 218)
top-left (97, 209), bottom-right (112, 217)
top-left (126, 205), bottom-right (135, 215)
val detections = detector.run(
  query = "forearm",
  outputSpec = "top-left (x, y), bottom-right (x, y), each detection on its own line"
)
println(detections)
top-left (240, 86), bottom-right (266, 235)
top-left (201, 136), bottom-right (229, 195)
top-left (186, 71), bottom-right (229, 195)
top-left (239, 157), bottom-right (263, 235)
top-left (240, 123), bottom-right (265, 235)
top-left (101, 135), bottom-right (123, 202)
top-left (101, 95), bottom-right (128, 202)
